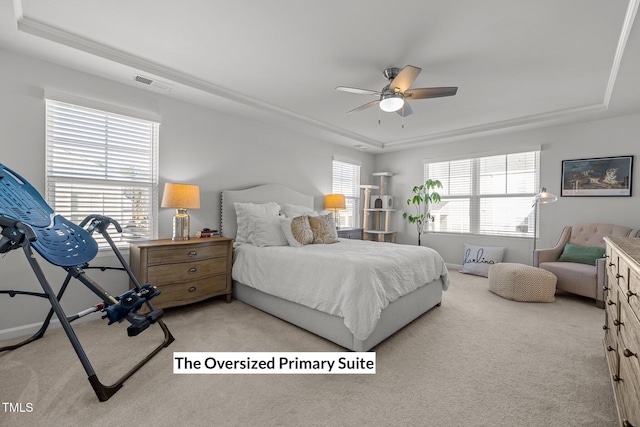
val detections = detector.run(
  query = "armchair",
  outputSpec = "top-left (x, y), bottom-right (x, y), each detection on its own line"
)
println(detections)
top-left (533, 223), bottom-right (640, 308)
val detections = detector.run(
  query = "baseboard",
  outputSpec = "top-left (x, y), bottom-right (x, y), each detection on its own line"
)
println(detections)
top-left (0, 314), bottom-right (97, 343)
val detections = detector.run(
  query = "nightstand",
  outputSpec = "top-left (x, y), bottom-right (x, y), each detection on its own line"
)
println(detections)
top-left (129, 237), bottom-right (234, 310)
top-left (337, 227), bottom-right (363, 240)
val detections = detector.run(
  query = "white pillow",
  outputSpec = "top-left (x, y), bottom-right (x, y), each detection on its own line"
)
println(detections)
top-left (234, 202), bottom-right (281, 245)
top-left (247, 216), bottom-right (288, 247)
top-left (460, 243), bottom-right (505, 277)
top-left (280, 203), bottom-right (318, 218)
top-left (279, 217), bottom-right (303, 247)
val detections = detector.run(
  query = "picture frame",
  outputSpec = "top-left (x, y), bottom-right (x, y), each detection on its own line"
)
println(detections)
top-left (561, 155), bottom-right (633, 197)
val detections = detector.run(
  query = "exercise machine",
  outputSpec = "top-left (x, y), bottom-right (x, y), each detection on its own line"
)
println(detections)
top-left (0, 163), bottom-right (174, 401)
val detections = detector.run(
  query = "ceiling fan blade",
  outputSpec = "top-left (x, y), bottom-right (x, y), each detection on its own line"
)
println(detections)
top-left (336, 86), bottom-right (381, 96)
top-left (396, 102), bottom-right (413, 117)
top-left (404, 87), bottom-right (458, 99)
top-left (388, 65), bottom-right (421, 93)
top-left (347, 100), bottom-right (380, 114)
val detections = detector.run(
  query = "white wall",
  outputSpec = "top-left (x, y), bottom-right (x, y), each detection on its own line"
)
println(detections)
top-left (0, 48), bottom-right (374, 339)
top-left (375, 114), bottom-right (640, 267)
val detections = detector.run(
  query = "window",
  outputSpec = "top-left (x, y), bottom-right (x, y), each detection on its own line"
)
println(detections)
top-left (332, 159), bottom-right (360, 228)
top-left (45, 99), bottom-right (159, 249)
top-left (424, 150), bottom-right (539, 237)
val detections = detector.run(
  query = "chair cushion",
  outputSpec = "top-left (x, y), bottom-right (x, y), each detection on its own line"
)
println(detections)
top-left (488, 263), bottom-right (557, 302)
top-left (557, 243), bottom-right (605, 266)
top-left (538, 261), bottom-right (596, 299)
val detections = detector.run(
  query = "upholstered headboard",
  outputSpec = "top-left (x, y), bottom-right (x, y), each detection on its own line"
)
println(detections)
top-left (220, 184), bottom-right (315, 239)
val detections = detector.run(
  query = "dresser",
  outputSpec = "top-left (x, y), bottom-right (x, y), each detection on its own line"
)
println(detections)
top-left (129, 237), bottom-right (234, 310)
top-left (603, 236), bottom-right (640, 427)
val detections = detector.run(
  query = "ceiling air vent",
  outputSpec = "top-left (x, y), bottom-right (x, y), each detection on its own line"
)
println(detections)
top-left (132, 74), bottom-right (173, 93)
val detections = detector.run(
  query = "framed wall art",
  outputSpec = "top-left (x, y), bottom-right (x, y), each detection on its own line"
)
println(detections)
top-left (561, 155), bottom-right (633, 197)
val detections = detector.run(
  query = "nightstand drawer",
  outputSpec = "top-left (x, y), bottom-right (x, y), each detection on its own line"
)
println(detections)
top-left (147, 243), bottom-right (227, 264)
top-left (147, 257), bottom-right (227, 284)
top-left (337, 228), bottom-right (363, 240)
top-left (152, 275), bottom-right (228, 309)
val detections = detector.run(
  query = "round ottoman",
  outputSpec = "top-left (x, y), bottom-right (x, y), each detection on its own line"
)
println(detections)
top-left (488, 263), bottom-right (557, 302)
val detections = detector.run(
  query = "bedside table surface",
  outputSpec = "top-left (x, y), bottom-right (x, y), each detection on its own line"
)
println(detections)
top-left (130, 236), bottom-right (233, 248)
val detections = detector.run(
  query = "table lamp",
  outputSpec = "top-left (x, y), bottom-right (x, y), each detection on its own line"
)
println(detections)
top-left (161, 183), bottom-right (200, 240)
top-left (324, 194), bottom-right (346, 229)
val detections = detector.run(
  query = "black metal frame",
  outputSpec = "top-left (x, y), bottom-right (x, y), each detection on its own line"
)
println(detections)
top-left (0, 215), bottom-right (174, 402)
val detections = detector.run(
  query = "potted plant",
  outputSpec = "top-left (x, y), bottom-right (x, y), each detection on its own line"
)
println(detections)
top-left (403, 179), bottom-right (442, 246)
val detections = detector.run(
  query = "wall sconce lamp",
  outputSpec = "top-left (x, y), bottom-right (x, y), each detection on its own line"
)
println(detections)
top-left (161, 183), bottom-right (200, 240)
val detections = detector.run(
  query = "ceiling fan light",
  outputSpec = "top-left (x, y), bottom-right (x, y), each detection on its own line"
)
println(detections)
top-left (379, 94), bottom-right (404, 112)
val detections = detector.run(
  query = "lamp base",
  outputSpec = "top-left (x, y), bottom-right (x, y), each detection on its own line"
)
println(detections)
top-left (172, 209), bottom-right (190, 241)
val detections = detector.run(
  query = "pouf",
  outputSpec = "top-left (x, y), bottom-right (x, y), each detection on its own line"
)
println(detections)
top-left (488, 263), bottom-right (557, 302)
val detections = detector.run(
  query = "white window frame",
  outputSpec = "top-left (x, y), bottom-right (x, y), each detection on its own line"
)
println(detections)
top-left (45, 97), bottom-right (160, 250)
top-left (332, 158), bottom-right (361, 228)
top-left (424, 149), bottom-right (540, 238)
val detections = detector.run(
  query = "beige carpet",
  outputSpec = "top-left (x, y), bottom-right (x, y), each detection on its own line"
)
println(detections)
top-left (0, 271), bottom-right (617, 427)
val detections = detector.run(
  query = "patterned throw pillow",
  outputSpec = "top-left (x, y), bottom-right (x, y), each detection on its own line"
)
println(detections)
top-left (308, 214), bottom-right (339, 244)
top-left (290, 215), bottom-right (314, 245)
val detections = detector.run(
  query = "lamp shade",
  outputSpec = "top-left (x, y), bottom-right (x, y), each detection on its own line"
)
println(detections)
top-left (161, 183), bottom-right (201, 209)
top-left (324, 194), bottom-right (346, 210)
top-left (533, 187), bottom-right (557, 205)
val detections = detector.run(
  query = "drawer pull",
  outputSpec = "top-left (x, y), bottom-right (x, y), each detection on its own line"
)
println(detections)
top-left (613, 374), bottom-right (622, 382)
top-left (602, 325), bottom-right (609, 331)
top-left (188, 250), bottom-right (198, 257)
top-left (613, 319), bottom-right (624, 327)
top-left (627, 290), bottom-right (637, 298)
top-left (606, 345), bottom-right (615, 352)
top-left (616, 273), bottom-right (624, 279)
top-left (607, 300), bottom-right (616, 306)
top-left (188, 267), bottom-right (197, 274)
top-left (608, 262), bottom-right (615, 267)
top-left (603, 285), bottom-right (609, 291)
top-left (623, 348), bottom-right (637, 358)
top-left (188, 286), bottom-right (197, 293)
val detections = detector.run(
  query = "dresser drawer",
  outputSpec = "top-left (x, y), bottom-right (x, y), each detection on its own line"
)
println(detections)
top-left (617, 353), bottom-right (640, 427)
top-left (619, 301), bottom-right (640, 357)
top-left (606, 288), bottom-right (621, 333)
top-left (629, 268), bottom-right (640, 315)
top-left (147, 243), bottom-right (227, 264)
top-left (152, 275), bottom-right (229, 309)
top-left (147, 257), bottom-right (227, 285)
top-left (606, 247), bottom-right (618, 281)
top-left (604, 289), bottom-right (619, 353)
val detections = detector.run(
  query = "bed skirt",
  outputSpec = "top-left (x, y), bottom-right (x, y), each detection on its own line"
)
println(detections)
top-left (232, 278), bottom-right (444, 352)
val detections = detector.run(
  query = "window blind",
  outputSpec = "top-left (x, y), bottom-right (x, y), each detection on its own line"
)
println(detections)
top-left (425, 150), bottom-right (539, 237)
top-left (332, 160), bottom-right (360, 228)
top-left (45, 99), bottom-right (159, 249)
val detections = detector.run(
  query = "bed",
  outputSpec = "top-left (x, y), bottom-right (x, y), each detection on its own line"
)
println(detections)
top-left (221, 184), bottom-right (449, 352)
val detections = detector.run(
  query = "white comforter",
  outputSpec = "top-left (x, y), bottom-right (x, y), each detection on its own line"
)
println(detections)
top-left (232, 239), bottom-right (449, 341)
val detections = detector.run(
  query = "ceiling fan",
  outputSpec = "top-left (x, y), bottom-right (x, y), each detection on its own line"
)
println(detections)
top-left (336, 65), bottom-right (457, 117)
